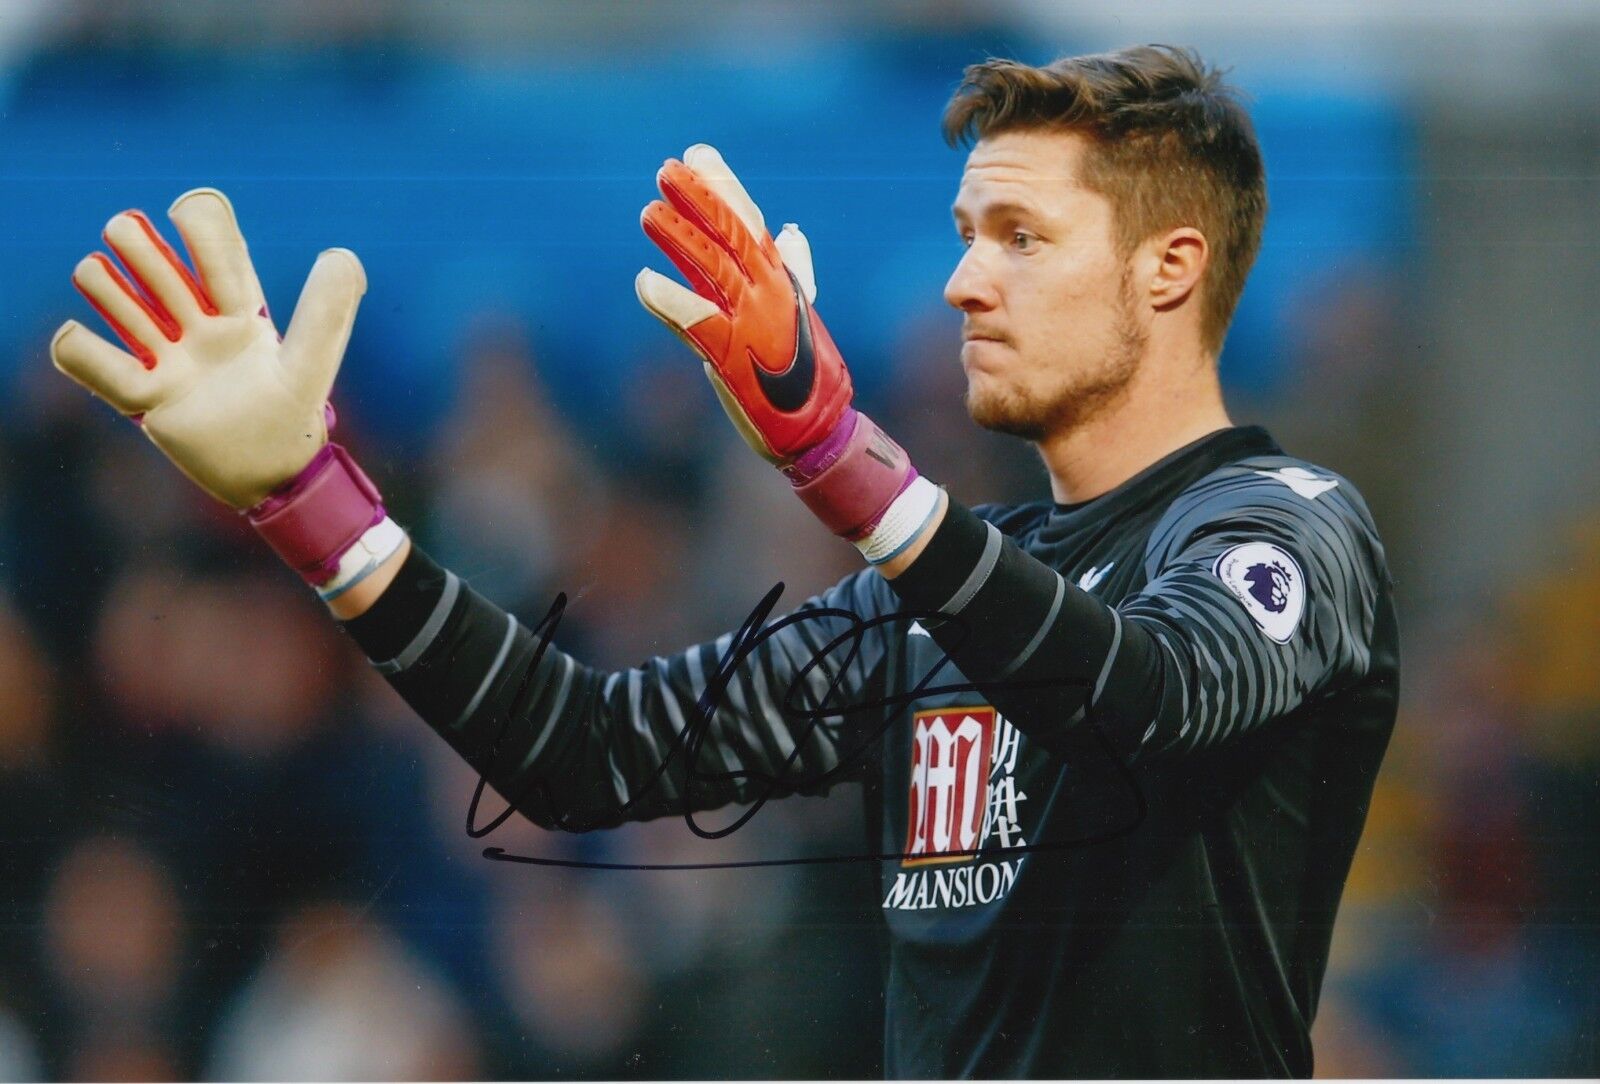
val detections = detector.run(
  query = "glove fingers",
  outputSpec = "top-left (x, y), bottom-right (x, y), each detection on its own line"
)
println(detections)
top-left (656, 158), bottom-right (774, 280)
top-left (102, 210), bottom-right (216, 327)
top-left (641, 199), bottom-right (744, 314)
top-left (71, 253), bottom-right (175, 370)
top-left (50, 320), bottom-right (165, 415)
top-left (166, 188), bottom-right (267, 317)
top-left (281, 248), bottom-right (366, 404)
top-left (680, 144), bottom-right (767, 244)
top-left (635, 268), bottom-right (729, 354)
top-left (773, 223), bottom-right (817, 304)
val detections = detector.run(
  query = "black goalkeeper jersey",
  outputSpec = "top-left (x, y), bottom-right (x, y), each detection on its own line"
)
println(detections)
top-left (344, 425), bottom-right (1399, 1079)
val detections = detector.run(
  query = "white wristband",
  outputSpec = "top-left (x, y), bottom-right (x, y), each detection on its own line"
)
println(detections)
top-left (315, 516), bottom-right (407, 602)
top-left (853, 477), bottom-right (942, 566)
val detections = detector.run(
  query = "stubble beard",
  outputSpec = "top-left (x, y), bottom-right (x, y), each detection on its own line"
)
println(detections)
top-left (966, 276), bottom-right (1148, 443)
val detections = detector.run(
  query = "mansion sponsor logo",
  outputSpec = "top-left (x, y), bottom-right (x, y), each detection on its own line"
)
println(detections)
top-left (881, 855), bottom-right (1023, 910)
top-left (884, 706), bottom-right (1027, 912)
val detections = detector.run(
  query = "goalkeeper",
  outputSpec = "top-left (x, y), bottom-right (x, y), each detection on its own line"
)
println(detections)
top-left (52, 45), bottom-right (1398, 1079)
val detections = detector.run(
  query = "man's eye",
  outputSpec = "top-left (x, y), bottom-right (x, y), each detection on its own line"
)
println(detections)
top-left (1011, 231), bottom-right (1035, 250)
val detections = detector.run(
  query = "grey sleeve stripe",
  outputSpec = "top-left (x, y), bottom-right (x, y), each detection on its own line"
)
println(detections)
top-left (1158, 634), bottom-right (1190, 739)
top-left (1090, 607), bottom-right (1124, 705)
top-left (450, 612), bottom-right (518, 731)
top-left (997, 572), bottom-right (1066, 680)
top-left (374, 571), bottom-right (461, 675)
top-left (938, 522), bottom-right (1003, 619)
top-left (512, 653), bottom-right (574, 776)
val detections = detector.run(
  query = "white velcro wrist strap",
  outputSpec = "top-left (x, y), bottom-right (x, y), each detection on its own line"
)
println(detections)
top-left (315, 516), bottom-right (407, 601)
top-left (853, 477), bottom-right (942, 566)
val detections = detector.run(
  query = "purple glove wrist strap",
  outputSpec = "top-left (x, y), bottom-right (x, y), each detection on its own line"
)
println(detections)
top-left (784, 407), bottom-right (861, 484)
top-left (782, 409), bottom-right (917, 540)
top-left (247, 442), bottom-right (385, 585)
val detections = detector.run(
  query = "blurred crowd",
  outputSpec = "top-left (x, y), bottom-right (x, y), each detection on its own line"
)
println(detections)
top-left (0, 293), bottom-right (1593, 1080)
top-left (1309, 523), bottom-right (1600, 1077)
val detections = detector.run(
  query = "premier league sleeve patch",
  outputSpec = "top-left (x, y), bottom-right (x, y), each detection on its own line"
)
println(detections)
top-left (1212, 542), bottom-right (1306, 643)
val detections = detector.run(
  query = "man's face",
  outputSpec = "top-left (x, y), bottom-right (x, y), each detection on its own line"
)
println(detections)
top-left (946, 128), bottom-right (1148, 442)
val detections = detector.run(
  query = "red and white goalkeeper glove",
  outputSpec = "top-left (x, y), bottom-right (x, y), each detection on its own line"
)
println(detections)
top-left (50, 188), bottom-right (402, 600)
top-left (636, 144), bottom-right (940, 564)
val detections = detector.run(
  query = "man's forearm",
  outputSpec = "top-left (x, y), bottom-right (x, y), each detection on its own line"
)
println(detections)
top-left (334, 540), bottom-right (881, 831)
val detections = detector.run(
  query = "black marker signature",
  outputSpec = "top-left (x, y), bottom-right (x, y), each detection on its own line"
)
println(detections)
top-left (465, 582), bottom-right (1145, 871)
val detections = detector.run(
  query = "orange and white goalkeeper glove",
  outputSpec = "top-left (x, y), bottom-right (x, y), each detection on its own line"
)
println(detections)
top-left (51, 189), bottom-right (402, 599)
top-left (636, 145), bottom-right (940, 565)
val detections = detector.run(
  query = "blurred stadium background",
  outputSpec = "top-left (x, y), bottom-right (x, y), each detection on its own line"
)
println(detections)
top-left (0, 0), bottom-right (1596, 1077)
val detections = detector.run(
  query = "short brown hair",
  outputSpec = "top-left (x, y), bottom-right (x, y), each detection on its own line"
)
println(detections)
top-left (943, 45), bottom-right (1266, 356)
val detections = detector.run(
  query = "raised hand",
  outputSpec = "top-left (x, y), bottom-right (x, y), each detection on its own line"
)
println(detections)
top-left (52, 188), bottom-right (365, 509)
top-left (636, 144), bottom-right (853, 463)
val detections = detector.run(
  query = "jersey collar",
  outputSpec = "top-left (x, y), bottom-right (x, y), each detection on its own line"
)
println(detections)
top-left (1047, 425), bottom-right (1282, 527)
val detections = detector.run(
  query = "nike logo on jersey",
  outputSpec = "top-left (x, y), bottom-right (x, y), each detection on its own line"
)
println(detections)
top-left (751, 269), bottom-right (816, 413)
top-left (1076, 562), bottom-right (1114, 592)
top-left (1255, 467), bottom-right (1339, 500)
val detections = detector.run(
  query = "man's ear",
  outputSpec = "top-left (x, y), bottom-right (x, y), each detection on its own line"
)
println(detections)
top-left (1149, 227), bottom-right (1209, 311)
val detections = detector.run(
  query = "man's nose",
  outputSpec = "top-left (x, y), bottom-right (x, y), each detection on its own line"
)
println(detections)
top-left (943, 246), bottom-right (998, 312)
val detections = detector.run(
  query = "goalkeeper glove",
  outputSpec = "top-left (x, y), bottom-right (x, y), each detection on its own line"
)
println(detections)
top-left (50, 189), bottom-right (402, 600)
top-left (636, 144), bottom-right (940, 565)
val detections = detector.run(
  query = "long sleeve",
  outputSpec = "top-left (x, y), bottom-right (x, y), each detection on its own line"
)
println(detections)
top-left (886, 469), bottom-right (1387, 765)
top-left (1102, 470), bottom-right (1385, 759)
top-left (342, 544), bottom-right (893, 830)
